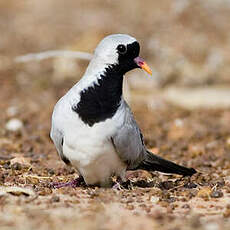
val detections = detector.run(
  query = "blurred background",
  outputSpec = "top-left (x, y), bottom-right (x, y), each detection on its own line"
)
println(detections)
top-left (1, 1), bottom-right (230, 230)
top-left (1, 0), bottom-right (230, 110)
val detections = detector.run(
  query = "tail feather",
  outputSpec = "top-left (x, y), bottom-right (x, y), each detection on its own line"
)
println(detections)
top-left (137, 151), bottom-right (196, 176)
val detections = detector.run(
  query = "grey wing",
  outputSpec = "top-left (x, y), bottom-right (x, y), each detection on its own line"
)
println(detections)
top-left (50, 128), bottom-right (71, 165)
top-left (111, 102), bottom-right (146, 169)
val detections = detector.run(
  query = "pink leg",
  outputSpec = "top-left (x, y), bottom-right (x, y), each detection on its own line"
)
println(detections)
top-left (112, 177), bottom-right (126, 190)
top-left (52, 176), bottom-right (84, 189)
top-left (112, 182), bottom-right (122, 190)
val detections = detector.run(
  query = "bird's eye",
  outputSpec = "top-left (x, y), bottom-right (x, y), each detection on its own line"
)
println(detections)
top-left (117, 44), bottom-right (127, 54)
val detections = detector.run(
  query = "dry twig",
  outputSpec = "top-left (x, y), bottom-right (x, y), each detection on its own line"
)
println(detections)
top-left (15, 50), bottom-right (93, 63)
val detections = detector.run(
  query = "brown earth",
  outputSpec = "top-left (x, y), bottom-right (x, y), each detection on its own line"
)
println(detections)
top-left (1, 1), bottom-right (230, 229)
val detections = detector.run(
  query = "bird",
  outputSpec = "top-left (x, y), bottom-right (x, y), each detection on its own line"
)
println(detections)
top-left (50, 34), bottom-right (196, 188)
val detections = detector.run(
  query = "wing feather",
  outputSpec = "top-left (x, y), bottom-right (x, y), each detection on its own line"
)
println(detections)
top-left (111, 101), bottom-right (146, 169)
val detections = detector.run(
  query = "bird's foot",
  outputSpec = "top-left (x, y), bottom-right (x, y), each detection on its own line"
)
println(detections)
top-left (51, 176), bottom-right (84, 189)
top-left (112, 176), bottom-right (129, 190)
top-left (112, 182), bottom-right (123, 190)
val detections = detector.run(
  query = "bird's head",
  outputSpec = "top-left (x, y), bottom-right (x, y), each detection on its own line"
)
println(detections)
top-left (92, 34), bottom-right (152, 75)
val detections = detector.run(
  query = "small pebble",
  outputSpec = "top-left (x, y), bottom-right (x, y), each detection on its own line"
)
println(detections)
top-left (126, 204), bottom-right (134, 210)
top-left (11, 162), bottom-right (22, 170)
top-left (51, 196), bottom-right (60, 202)
top-left (182, 204), bottom-right (190, 209)
top-left (47, 168), bottom-right (55, 176)
top-left (184, 182), bottom-right (197, 189)
top-left (210, 190), bottom-right (223, 198)
top-left (5, 119), bottom-right (23, 132)
top-left (3, 162), bottom-right (11, 169)
top-left (174, 119), bottom-right (183, 127)
top-left (159, 181), bottom-right (174, 190)
top-left (151, 196), bottom-right (159, 203)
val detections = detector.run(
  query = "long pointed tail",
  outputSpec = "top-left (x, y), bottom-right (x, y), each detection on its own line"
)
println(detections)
top-left (137, 151), bottom-right (196, 176)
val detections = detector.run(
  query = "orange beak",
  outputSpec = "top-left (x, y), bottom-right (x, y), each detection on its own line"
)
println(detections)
top-left (134, 57), bottom-right (152, 75)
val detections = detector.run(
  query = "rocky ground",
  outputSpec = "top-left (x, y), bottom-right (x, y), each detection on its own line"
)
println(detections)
top-left (2, 86), bottom-right (230, 230)
top-left (1, 1), bottom-right (230, 230)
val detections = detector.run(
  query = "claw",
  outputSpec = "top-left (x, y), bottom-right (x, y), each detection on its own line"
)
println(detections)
top-left (51, 176), bottom-right (84, 189)
top-left (112, 182), bottom-right (123, 190)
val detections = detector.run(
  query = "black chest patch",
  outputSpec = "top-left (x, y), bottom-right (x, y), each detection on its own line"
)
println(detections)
top-left (72, 65), bottom-right (123, 126)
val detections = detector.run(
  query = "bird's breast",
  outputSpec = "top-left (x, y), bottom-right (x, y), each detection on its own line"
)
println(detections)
top-left (72, 70), bottom-right (123, 127)
top-left (62, 115), bottom-right (126, 186)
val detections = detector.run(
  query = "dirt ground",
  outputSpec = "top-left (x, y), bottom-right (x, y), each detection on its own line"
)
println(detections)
top-left (1, 1), bottom-right (230, 230)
